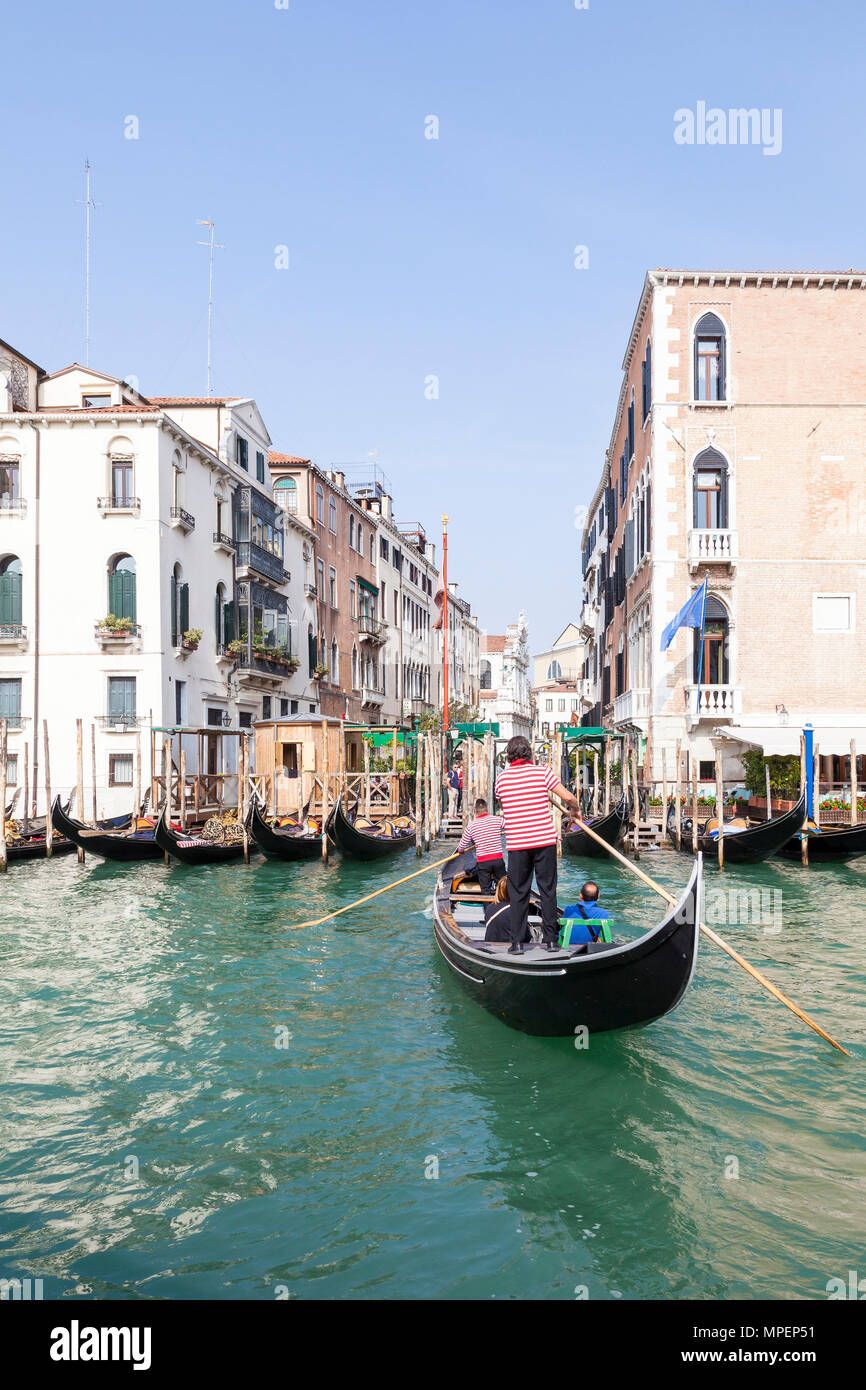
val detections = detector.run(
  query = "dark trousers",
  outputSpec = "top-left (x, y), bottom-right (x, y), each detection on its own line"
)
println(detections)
top-left (476, 857), bottom-right (506, 895)
top-left (507, 844), bottom-right (559, 946)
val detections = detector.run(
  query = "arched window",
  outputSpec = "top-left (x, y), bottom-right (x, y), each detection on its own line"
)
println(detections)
top-left (329, 497), bottom-right (337, 533)
top-left (694, 313), bottom-right (726, 402)
top-left (693, 596), bottom-right (729, 685)
top-left (215, 581), bottom-right (234, 649)
top-left (351, 645), bottom-right (358, 690)
top-left (308, 622), bottom-right (317, 676)
top-left (108, 554), bottom-right (136, 621)
top-left (349, 515), bottom-right (355, 548)
top-left (274, 477), bottom-right (297, 513)
top-left (331, 637), bottom-right (339, 684)
top-left (0, 555), bottom-right (22, 628)
top-left (480, 659), bottom-right (492, 690)
top-left (547, 660), bottom-right (562, 680)
top-left (693, 448), bottom-right (728, 529)
top-left (170, 563), bottom-right (188, 648)
top-left (315, 483), bottom-right (324, 525)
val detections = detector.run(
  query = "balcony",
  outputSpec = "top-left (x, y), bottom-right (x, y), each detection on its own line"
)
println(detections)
top-left (361, 686), bottom-right (385, 707)
top-left (0, 712), bottom-right (26, 729)
top-left (304, 582), bottom-right (318, 597)
top-left (95, 621), bottom-right (140, 648)
top-left (98, 495), bottom-right (140, 516)
top-left (170, 506), bottom-right (196, 533)
top-left (213, 531), bottom-right (236, 553)
top-left (685, 683), bottom-right (740, 727)
top-left (357, 614), bottom-right (387, 644)
top-left (235, 653), bottom-right (296, 687)
top-left (687, 528), bottom-right (737, 571)
top-left (97, 713), bottom-right (141, 730)
top-left (0, 624), bottom-right (27, 648)
top-left (613, 687), bottom-right (650, 727)
top-left (236, 541), bottom-right (288, 587)
top-left (0, 496), bottom-right (26, 517)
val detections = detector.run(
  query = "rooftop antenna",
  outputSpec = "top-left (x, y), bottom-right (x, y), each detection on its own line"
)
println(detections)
top-left (196, 219), bottom-right (225, 396)
top-left (76, 160), bottom-right (102, 367)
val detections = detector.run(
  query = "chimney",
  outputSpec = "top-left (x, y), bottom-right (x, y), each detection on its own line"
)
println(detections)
top-left (381, 493), bottom-right (393, 521)
top-left (334, 470), bottom-right (346, 492)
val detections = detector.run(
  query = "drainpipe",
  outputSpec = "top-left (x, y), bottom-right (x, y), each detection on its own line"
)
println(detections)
top-left (30, 419), bottom-right (40, 815)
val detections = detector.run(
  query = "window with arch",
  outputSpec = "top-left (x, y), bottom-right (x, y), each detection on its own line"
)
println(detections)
top-left (331, 637), bottom-right (339, 684)
top-left (480, 659), bottom-right (492, 690)
top-left (694, 313), bottom-right (726, 402)
top-left (693, 448), bottom-right (728, 529)
top-left (170, 563), bottom-right (189, 647)
top-left (351, 645), bottom-right (358, 690)
top-left (694, 596), bottom-right (730, 685)
top-left (215, 582), bottom-right (234, 649)
top-left (308, 623), bottom-right (318, 676)
top-left (546, 659), bottom-right (562, 680)
top-left (0, 555), bottom-right (22, 628)
top-left (274, 477), bottom-right (297, 513)
top-left (108, 554), bottom-right (136, 621)
top-left (316, 483), bottom-right (324, 525)
top-left (0, 453), bottom-right (20, 505)
top-left (329, 497), bottom-right (337, 533)
top-left (349, 515), bottom-right (355, 548)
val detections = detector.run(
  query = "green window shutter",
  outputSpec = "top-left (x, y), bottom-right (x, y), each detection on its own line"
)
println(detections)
top-left (170, 574), bottom-right (178, 646)
top-left (122, 569), bottom-right (136, 621)
top-left (0, 569), bottom-right (22, 626)
top-left (179, 583), bottom-right (190, 634)
top-left (0, 678), bottom-right (22, 719)
top-left (256, 451), bottom-right (265, 483)
top-left (223, 600), bottom-right (234, 642)
top-left (110, 568), bottom-right (136, 621)
top-left (308, 629), bottom-right (318, 675)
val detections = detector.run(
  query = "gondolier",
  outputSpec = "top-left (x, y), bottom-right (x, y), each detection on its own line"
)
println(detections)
top-left (494, 736), bottom-right (582, 954)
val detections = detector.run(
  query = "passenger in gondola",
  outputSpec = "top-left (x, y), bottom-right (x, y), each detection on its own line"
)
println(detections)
top-left (495, 735), bottom-right (582, 954)
top-left (483, 879), bottom-right (531, 945)
top-left (457, 797), bottom-right (506, 894)
top-left (559, 881), bottom-right (613, 945)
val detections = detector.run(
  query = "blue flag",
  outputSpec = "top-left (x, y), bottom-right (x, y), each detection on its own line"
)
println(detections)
top-left (660, 576), bottom-right (708, 651)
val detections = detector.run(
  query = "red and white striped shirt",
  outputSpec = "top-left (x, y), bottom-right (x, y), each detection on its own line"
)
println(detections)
top-left (457, 813), bottom-right (505, 861)
top-left (494, 760), bottom-right (558, 850)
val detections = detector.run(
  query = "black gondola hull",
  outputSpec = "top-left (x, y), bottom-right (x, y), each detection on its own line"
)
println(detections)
top-left (432, 851), bottom-right (701, 1037)
top-left (7, 836), bottom-right (77, 861)
top-left (51, 798), bottom-right (163, 861)
top-left (666, 794), bottom-right (807, 865)
top-left (775, 821), bottom-right (866, 863)
top-left (327, 798), bottom-right (414, 860)
top-left (246, 802), bottom-right (322, 860)
top-left (561, 801), bottom-right (628, 858)
top-left (154, 809), bottom-right (246, 864)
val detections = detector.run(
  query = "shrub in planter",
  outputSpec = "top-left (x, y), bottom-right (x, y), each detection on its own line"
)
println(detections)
top-left (182, 628), bottom-right (203, 650)
top-left (226, 638), bottom-right (246, 656)
top-left (98, 613), bottom-right (137, 632)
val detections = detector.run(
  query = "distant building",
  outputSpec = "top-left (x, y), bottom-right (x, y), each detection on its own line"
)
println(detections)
top-left (480, 614), bottom-right (532, 739)
top-left (531, 622), bottom-right (587, 741)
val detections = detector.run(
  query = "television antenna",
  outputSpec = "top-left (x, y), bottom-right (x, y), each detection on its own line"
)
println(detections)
top-left (196, 219), bottom-right (225, 396)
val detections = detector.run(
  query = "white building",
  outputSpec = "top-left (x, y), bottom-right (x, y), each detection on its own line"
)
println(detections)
top-left (531, 622), bottom-right (588, 741)
top-left (479, 614), bottom-right (532, 739)
top-left (0, 340), bottom-right (313, 817)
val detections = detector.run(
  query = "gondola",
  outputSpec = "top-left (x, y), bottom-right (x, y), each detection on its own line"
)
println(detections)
top-left (326, 796), bottom-right (415, 860)
top-left (432, 849), bottom-right (702, 1037)
top-left (775, 819), bottom-right (866, 864)
top-left (245, 800), bottom-right (322, 860)
top-left (561, 797), bottom-right (629, 858)
top-left (154, 807), bottom-right (248, 864)
top-left (6, 832), bottom-right (77, 861)
top-left (51, 798), bottom-right (163, 862)
top-left (666, 793), bottom-right (807, 866)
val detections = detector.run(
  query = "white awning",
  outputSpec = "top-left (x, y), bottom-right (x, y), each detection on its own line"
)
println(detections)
top-left (715, 724), bottom-right (866, 756)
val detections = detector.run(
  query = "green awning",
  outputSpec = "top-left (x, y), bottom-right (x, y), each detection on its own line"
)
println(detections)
top-left (358, 576), bottom-right (379, 594)
top-left (452, 722), bottom-right (499, 736)
top-left (561, 726), bottom-right (612, 742)
top-left (363, 729), bottom-right (408, 746)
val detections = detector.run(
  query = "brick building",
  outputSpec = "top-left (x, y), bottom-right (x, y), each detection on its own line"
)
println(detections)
top-left (579, 268), bottom-right (866, 785)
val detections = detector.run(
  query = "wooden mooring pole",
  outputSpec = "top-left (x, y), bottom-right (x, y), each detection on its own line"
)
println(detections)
top-left (76, 719), bottom-right (85, 863)
top-left (43, 720), bottom-right (53, 857)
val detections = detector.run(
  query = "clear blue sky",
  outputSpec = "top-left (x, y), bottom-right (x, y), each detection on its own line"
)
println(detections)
top-left (3, 0), bottom-right (865, 644)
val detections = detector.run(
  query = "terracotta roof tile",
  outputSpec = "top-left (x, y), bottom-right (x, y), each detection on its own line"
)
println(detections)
top-left (150, 396), bottom-right (242, 405)
top-left (269, 451), bottom-right (311, 465)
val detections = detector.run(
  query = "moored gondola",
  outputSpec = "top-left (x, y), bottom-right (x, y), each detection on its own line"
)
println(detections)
top-left (432, 849), bottom-right (702, 1036)
top-left (154, 807), bottom-right (248, 864)
top-left (6, 831), bottom-right (77, 861)
top-left (666, 793), bottom-right (807, 865)
top-left (51, 798), bottom-right (163, 862)
top-left (561, 797), bottom-right (629, 858)
top-left (326, 796), bottom-right (415, 860)
top-left (245, 800), bottom-right (322, 860)
top-left (775, 819), bottom-right (866, 864)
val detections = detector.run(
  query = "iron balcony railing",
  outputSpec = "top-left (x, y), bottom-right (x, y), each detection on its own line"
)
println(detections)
top-left (98, 495), bottom-right (141, 512)
top-left (170, 506), bottom-right (196, 530)
top-left (0, 624), bottom-right (27, 641)
top-left (236, 541), bottom-right (288, 586)
top-left (98, 713), bottom-right (142, 729)
top-left (0, 713), bottom-right (26, 727)
top-left (213, 531), bottom-right (236, 549)
top-left (0, 496), bottom-right (26, 514)
top-left (357, 614), bottom-right (386, 638)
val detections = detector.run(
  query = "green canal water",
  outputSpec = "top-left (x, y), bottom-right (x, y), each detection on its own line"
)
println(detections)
top-left (1, 846), bottom-right (864, 1301)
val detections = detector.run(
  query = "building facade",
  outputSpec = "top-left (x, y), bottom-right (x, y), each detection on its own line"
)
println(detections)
top-left (479, 614), bottom-right (533, 739)
top-left (531, 623), bottom-right (587, 741)
top-left (578, 268), bottom-right (866, 784)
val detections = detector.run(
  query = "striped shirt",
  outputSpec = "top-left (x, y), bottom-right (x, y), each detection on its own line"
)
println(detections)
top-left (494, 760), bottom-right (559, 850)
top-left (457, 813), bottom-right (505, 861)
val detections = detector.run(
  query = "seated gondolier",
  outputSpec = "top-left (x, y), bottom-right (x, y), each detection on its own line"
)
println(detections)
top-left (494, 735), bottom-right (582, 954)
top-left (457, 798), bottom-right (506, 894)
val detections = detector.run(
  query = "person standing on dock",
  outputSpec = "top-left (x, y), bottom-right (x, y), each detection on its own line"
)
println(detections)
top-left (457, 797), bottom-right (506, 894)
top-left (495, 735), bottom-right (582, 954)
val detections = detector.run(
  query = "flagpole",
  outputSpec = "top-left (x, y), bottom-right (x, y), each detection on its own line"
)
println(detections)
top-left (441, 514), bottom-right (449, 733)
top-left (694, 575), bottom-right (709, 720)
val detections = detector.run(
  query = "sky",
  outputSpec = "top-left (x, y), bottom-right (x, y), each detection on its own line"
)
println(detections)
top-left (2, 0), bottom-right (866, 646)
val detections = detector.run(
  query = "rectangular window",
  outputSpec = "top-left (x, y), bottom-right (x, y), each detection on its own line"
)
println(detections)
top-left (350, 580), bottom-right (356, 618)
top-left (107, 676), bottom-right (136, 723)
top-left (262, 696), bottom-right (272, 720)
top-left (6, 753), bottom-right (18, 784)
top-left (329, 498), bottom-right (337, 533)
top-left (558, 698), bottom-right (566, 712)
top-left (380, 536), bottom-right (389, 559)
top-left (109, 754), bottom-right (134, 786)
top-left (0, 457), bottom-right (20, 503)
top-left (83, 393), bottom-right (111, 408)
top-left (112, 459), bottom-right (133, 506)
top-left (256, 451), bottom-right (265, 483)
top-left (236, 437), bottom-right (249, 471)
top-left (813, 593), bottom-right (854, 633)
top-left (545, 698), bottom-right (553, 712)
top-left (207, 707), bottom-right (224, 727)
top-left (239, 711), bottom-right (253, 729)
top-left (280, 698), bottom-right (289, 717)
top-left (317, 559), bottom-right (325, 598)
top-left (357, 525), bottom-right (363, 554)
top-left (175, 680), bottom-right (187, 726)
top-left (329, 567), bottom-right (337, 608)
top-left (699, 760), bottom-right (715, 782)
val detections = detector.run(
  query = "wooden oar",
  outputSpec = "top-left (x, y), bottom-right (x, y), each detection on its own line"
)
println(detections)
top-left (568, 809), bottom-right (851, 1057)
top-left (285, 853), bottom-right (456, 932)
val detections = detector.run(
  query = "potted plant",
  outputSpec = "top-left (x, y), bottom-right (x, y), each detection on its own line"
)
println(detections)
top-left (97, 613), bottom-right (137, 633)
top-left (181, 628), bottom-right (203, 652)
top-left (313, 663), bottom-right (330, 680)
top-left (226, 638), bottom-right (246, 657)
